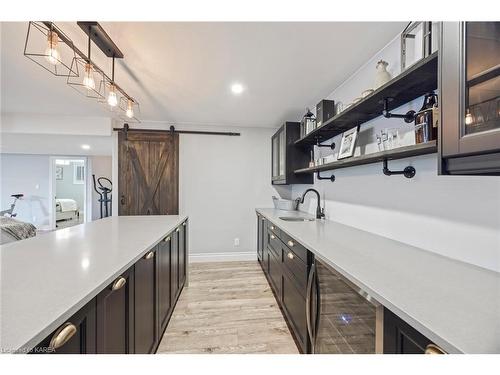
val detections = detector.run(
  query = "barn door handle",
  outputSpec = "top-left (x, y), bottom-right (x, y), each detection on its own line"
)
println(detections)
top-left (120, 195), bottom-right (126, 205)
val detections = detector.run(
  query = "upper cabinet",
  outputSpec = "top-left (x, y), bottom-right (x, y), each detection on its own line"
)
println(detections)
top-left (440, 22), bottom-right (500, 175)
top-left (271, 122), bottom-right (313, 185)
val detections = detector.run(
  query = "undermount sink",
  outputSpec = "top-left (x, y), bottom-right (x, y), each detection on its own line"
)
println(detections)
top-left (279, 216), bottom-right (315, 222)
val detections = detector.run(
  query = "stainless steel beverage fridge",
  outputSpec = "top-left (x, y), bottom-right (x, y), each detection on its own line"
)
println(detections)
top-left (306, 256), bottom-right (379, 353)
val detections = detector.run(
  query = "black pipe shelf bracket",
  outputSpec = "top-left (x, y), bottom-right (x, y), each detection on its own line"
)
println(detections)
top-left (382, 97), bottom-right (416, 123)
top-left (315, 136), bottom-right (335, 150)
top-left (382, 159), bottom-right (416, 179)
top-left (316, 171), bottom-right (335, 182)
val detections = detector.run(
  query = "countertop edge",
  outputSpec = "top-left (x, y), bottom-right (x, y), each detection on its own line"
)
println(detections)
top-left (255, 208), bottom-right (463, 354)
top-left (14, 215), bottom-right (188, 353)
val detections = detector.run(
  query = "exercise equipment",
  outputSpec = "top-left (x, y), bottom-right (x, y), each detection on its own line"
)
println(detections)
top-left (92, 175), bottom-right (112, 218)
top-left (1, 194), bottom-right (24, 217)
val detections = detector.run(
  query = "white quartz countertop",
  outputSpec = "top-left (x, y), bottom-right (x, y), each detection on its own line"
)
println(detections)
top-left (0, 215), bottom-right (187, 353)
top-left (256, 208), bottom-right (500, 354)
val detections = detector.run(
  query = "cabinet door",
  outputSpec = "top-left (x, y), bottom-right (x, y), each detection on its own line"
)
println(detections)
top-left (158, 235), bottom-right (172, 332)
top-left (134, 248), bottom-right (158, 354)
top-left (96, 268), bottom-right (134, 354)
top-left (383, 308), bottom-right (433, 354)
top-left (171, 228), bottom-right (179, 302)
top-left (268, 246), bottom-right (282, 301)
top-left (282, 273), bottom-right (308, 353)
top-left (178, 223), bottom-right (186, 288)
top-left (32, 299), bottom-right (97, 354)
top-left (272, 131), bottom-right (280, 179)
top-left (256, 214), bottom-right (263, 262)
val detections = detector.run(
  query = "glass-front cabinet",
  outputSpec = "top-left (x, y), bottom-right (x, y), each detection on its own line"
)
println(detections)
top-left (440, 22), bottom-right (500, 175)
top-left (271, 122), bottom-right (313, 185)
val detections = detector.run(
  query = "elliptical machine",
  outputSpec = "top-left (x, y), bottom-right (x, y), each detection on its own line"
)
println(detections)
top-left (92, 175), bottom-right (112, 218)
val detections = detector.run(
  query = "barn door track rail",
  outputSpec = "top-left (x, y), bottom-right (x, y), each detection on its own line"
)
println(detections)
top-left (113, 124), bottom-right (241, 137)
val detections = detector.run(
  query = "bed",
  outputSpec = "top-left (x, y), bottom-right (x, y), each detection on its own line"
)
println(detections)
top-left (0, 216), bottom-right (37, 245)
top-left (55, 198), bottom-right (79, 222)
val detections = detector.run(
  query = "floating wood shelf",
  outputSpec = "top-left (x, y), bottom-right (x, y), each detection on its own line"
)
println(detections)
top-left (295, 52), bottom-right (438, 147)
top-left (294, 141), bottom-right (437, 174)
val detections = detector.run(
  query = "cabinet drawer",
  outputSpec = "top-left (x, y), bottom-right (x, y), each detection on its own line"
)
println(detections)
top-left (267, 229), bottom-right (282, 259)
top-left (282, 272), bottom-right (307, 352)
top-left (268, 247), bottom-right (282, 301)
top-left (267, 221), bottom-right (281, 238)
top-left (280, 231), bottom-right (308, 263)
top-left (282, 247), bottom-right (308, 295)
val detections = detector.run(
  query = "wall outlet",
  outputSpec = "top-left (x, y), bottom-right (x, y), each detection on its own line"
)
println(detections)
top-left (234, 238), bottom-right (240, 247)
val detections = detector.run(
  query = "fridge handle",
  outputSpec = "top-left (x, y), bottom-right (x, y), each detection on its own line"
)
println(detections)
top-left (314, 262), bottom-right (321, 348)
top-left (306, 262), bottom-right (316, 353)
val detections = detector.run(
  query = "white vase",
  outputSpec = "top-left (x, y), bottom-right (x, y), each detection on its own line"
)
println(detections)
top-left (375, 60), bottom-right (392, 89)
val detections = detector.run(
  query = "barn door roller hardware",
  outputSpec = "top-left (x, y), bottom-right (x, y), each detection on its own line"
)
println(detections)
top-left (114, 124), bottom-right (240, 137)
top-left (382, 159), bottom-right (416, 178)
top-left (381, 97), bottom-right (416, 123)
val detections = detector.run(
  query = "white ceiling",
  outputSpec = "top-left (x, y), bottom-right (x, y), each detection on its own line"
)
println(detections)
top-left (1, 22), bottom-right (406, 128)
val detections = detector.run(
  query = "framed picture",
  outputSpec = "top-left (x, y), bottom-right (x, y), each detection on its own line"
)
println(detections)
top-left (338, 127), bottom-right (358, 159)
top-left (55, 166), bottom-right (63, 180)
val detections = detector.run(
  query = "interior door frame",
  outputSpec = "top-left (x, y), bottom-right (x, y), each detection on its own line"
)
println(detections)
top-left (49, 156), bottom-right (89, 230)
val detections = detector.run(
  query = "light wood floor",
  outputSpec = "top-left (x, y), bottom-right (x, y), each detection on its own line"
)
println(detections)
top-left (156, 261), bottom-right (299, 354)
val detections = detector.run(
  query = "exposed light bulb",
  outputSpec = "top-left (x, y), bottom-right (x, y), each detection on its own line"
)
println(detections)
top-left (126, 99), bottom-right (134, 118)
top-left (82, 63), bottom-right (95, 90)
top-left (45, 31), bottom-right (60, 65)
top-left (107, 85), bottom-right (118, 107)
top-left (465, 109), bottom-right (473, 125)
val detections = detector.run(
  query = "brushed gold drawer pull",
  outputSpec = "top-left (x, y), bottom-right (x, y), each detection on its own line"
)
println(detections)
top-left (183, 222), bottom-right (186, 226)
top-left (270, 234), bottom-right (276, 239)
top-left (49, 322), bottom-right (77, 350)
top-left (287, 240), bottom-right (294, 247)
top-left (145, 251), bottom-right (155, 260)
top-left (425, 344), bottom-right (446, 354)
top-left (112, 276), bottom-right (126, 291)
top-left (270, 225), bottom-right (275, 230)
top-left (287, 252), bottom-right (294, 260)
top-left (164, 236), bottom-right (171, 242)
top-left (176, 228), bottom-right (180, 232)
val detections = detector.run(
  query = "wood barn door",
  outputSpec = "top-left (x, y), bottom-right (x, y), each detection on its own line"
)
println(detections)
top-left (118, 130), bottom-right (179, 215)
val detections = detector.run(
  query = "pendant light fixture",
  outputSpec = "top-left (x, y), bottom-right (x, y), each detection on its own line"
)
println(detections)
top-left (25, 21), bottom-right (140, 122)
top-left (24, 22), bottom-right (78, 77)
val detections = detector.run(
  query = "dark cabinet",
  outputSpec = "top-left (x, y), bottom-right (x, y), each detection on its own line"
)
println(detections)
top-left (282, 272), bottom-right (308, 352)
top-left (256, 214), bottom-right (264, 262)
top-left (271, 122), bottom-right (313, 185)
top-left (171, 228), bottom-right (179, 303)
top-left (134, 248), bottom-right (158, 354)
top-left (439, 22), bottom-right (500, 175)
top-left (157, 235), bottom-right (172, 333)
top-left (178, 222), bottom-right (187, 289)
top-left (96, 268), bottom-right (134, 354)
top-left (32, 299), bottom-right (97, 354)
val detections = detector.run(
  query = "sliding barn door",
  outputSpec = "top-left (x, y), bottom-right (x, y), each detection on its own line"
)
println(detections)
top-left (118, 130), bottom-right (179, 215)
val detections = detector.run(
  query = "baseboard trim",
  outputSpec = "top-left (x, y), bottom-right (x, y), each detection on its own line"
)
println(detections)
top-left (189, 251), bottom-right (256, 263)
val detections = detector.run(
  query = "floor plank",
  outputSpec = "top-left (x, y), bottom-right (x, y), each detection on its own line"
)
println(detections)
top-left (156, 261), bottom-right (299, 354)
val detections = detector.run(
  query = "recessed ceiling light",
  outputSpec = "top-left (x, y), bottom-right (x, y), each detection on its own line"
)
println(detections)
top-left (231, 83), bottom-right (244, 95)
top-left (81, 144), bottom-right (90, 150)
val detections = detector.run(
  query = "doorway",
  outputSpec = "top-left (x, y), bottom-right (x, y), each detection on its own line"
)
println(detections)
top-left (50, 157), bottom-right (88, 229)
top-left (118, 130), bottom-right (179, 215)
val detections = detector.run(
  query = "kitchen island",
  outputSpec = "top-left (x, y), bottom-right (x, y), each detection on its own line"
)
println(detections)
top-left (256, 208), bottom-right (500, 354)
top-left (0, 215), bottom-right (188, 354)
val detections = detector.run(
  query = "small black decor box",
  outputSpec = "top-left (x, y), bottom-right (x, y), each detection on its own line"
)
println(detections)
top-left (316, 99), bottom-right (335, 127)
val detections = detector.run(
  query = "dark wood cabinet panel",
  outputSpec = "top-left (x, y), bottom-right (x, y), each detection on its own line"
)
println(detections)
top-left (134, 248), bottom-right (158, 354)
top-left (32, 299), bottom-right (97, 354)
top-left (383, 308), bottom-right (434, 354)
top-left (257, 214), bottom-right (263, 262)
top-left (178, 222), bottom-right (186, 288)
top-left (271, 122), bottom-right (313, 185)
top-left (157, 236), bottom-right (172, 333)
top-left (268, 246), bottom-right (282, 301)
top-left (96, 268), bottom-right (134, 354)
top-left (282, 272), bottom-right (308, 353)
top-left (171, 229), bottom-right (179, 302)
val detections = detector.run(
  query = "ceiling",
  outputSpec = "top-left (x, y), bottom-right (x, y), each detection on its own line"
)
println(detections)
top-left (1, 22), bottom-right (406, 128)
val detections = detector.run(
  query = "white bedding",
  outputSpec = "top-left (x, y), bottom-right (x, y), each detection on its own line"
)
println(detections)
top-left (56, 198), bottom-right (78, 212)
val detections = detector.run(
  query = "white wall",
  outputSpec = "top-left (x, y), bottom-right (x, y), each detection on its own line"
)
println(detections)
top-left (0, 154), bottom-right (51, 229)
top-left (290, 32), bottom-right (500, 272)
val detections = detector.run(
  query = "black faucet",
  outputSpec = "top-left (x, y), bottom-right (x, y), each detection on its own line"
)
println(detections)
top-left (299, 188), bottom-right (325, 219)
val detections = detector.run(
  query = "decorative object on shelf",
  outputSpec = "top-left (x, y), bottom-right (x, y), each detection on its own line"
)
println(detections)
top-left (401, 22), bottom-right (433, 71)
top-left (300, 108), bottom-right (317, 137)
top-left (316, 99), bottom-right (336, 128)
top-left (24, 21), bottom-right (140, 123)
top-left (361, 89), bottom-right (374, 98)
top-left (377, 128), bottom-right (400, 151)
top-left (323, 154), bottom-right (335, 164)
top-left (352, 97), bottom-right (362, 105)
top-left (414, 92), bottom-right (438, 144)
top-left (338, 127), bottom-right (359, 159)
top-left (382, 97), bottom-right (416, 123)
top-left (375, 60), bottom-right (392, 88)
top-left (315, 157), bottom-right (323, 166)
top-left (309, 150), bottom-right (315, 168)
top-left (335, 102), bottom-right (344, 114)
